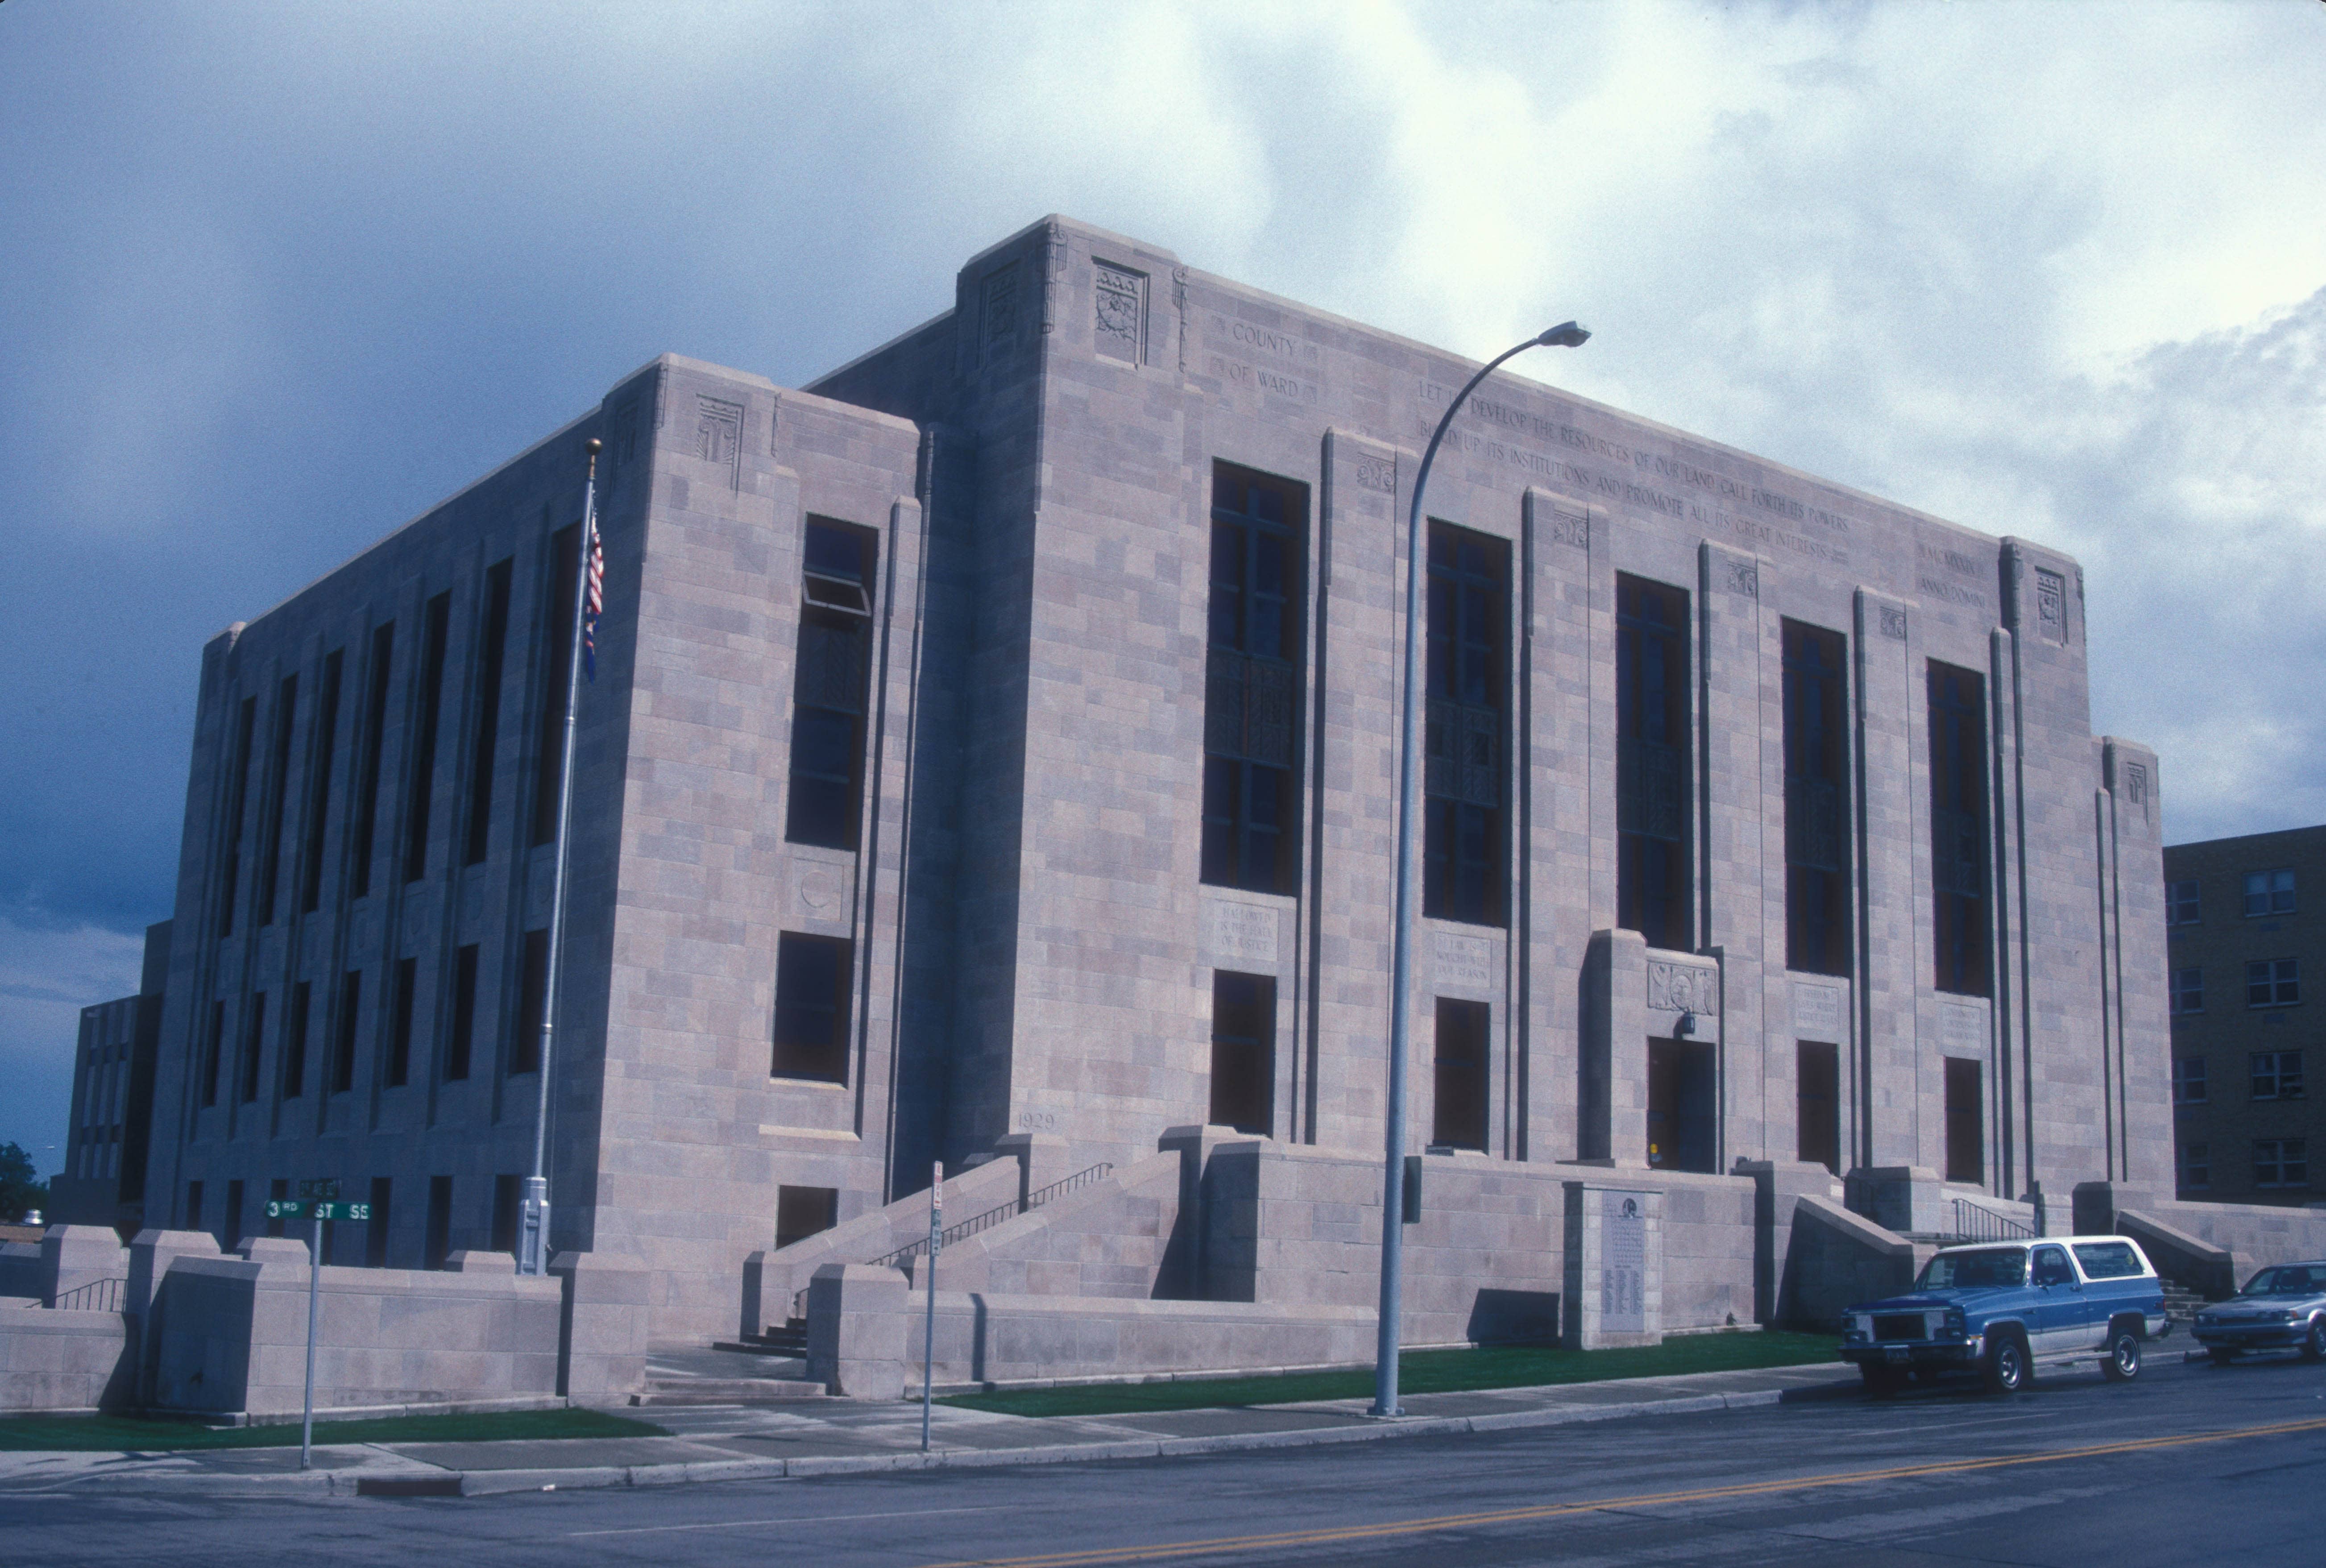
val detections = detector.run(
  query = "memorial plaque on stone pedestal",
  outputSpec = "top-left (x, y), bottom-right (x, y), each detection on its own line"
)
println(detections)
top-left (1601, 1191), bottom-right (1646, 1332)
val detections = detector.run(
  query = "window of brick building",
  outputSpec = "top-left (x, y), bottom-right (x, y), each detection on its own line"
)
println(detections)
top-left (772, 933), bottom-right (852, 1083)
top-left (1209, 971), bottom-right (1275, 1136)
top-left (1202, 465), bottom-right (1306, 896)
top-left (1423, 524), bottom-right (1508, 926)
top-left (2246, 958), bottom-right (2299, 1008)
top-left (785, 520), bottom-right (879, 850)
top-left (1783, 621), bottom-right (1851, 975)
top-left (2166, 878), bottom-right (2200, 925)
top-left (2243, 868), bottom-right (2296, 917)
top-left (1928, 662), bottom-right (1991, 996)
top-left (2251, 1050), bottom-right (2304, 1101)
top-left (1617, 576), bottom-right (1691, 951)
top-left (2173, 1057), bottom-right (2207, 1104)
top-left (2180, 1141), bottom-right (2210, 1191)
top-left (2171, 967), bottom-right (2203, 1014)
top-left (2255, 1137), bottom-right (2309, 1189)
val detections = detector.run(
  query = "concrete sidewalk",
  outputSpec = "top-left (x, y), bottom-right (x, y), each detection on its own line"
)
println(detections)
top-left (0, 1360), bottom-right (1860, 1498)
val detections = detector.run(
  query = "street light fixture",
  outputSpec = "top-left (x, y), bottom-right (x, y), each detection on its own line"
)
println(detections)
top-left (1372, 322), bottom-right (1589, 1418)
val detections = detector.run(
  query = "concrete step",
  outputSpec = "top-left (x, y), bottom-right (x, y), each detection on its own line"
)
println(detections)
top-left (710, 1336), bottom-right (809, 1357)
top-left (630, 1376), bottom-right (828, 1406)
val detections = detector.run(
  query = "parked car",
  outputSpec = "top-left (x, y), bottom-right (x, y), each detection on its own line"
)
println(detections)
top-left (2190, 1262), bottom-right (2326, 1363)
top-left (1839, 1236), bottom-right (2170, 1394)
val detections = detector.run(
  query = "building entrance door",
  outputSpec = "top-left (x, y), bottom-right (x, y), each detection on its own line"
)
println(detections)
top-left (1796, 1041), bottom-right (1840, 1174)
top-left (1944, 1058), bottom-right (1983, 1183)
top-left (1647, 1038), bottom-right (1717, 1173)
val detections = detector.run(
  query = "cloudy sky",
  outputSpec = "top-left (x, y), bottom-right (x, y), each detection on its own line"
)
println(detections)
top-left (2, 0), bottom-right (2322, 1163)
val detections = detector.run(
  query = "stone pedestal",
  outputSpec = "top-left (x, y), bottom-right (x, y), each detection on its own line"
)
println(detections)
top-left (805, 1262), bottom-right (908, 1399)
top-left (1563, 1182), bottom-right (1662, 1349)
top-left (41, 1224), bottom-right (129, 1308)
top-left (993, 1132), bottom-right (1070, 1207)
top-left (1845, 1166), bottom-right (1945, 1235)
top-left (551, 1252), bottom-right (649, 1400)
top-left (1739, 1159), bottom-right (1842, 1326)
top-left (126, 1228), bottom-right (219, 1404)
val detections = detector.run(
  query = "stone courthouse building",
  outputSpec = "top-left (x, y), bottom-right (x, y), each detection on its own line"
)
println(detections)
top-left (137, 216), bottom-right (2174, 1344)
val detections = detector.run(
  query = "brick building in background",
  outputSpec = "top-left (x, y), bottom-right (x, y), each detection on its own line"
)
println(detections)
top-left (2163, 827), bottom-right (2326, 1207)
top-left (126, 216), bottom-right (2173, 1342)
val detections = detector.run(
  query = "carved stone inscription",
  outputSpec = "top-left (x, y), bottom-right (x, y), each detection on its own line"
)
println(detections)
top-left (1601, 1191), bottom-right (1647, 1332)
top-left (1940, 1000), bottom-right (1987, 1058)
top-left (1353, 456), bottom-right (1396, 494)
top-left (1206, 899), bottom-right (1280, 968)
top-left (1725, 560), bottom-right (1759, 598)
top-left (1435, 931), bottom-right (1493, 992)
top-left (983, 264), bottom-right (1019, 343)
top-left (2035, 568), bottom-right (2067, 643)
top-left (1545, 507), bottom-right (1589, 550)
top-left (696, 395), bottom-right (743, 487)
top-left (1792, 981), bottom-right (1843, 1043)
top-left (1879, 604), bottom-right (1909, 641)
top-left (2124, 760), bottom-right (2151, 819)
top-left (1646, 959), bottom-right (1718, 1016)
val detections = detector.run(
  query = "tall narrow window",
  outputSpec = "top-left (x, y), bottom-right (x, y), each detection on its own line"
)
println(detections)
top-left (257, 675), bottom-right (298, 926)
top-left (404, 592), bottom-right (452, 883)
top-left (1617, 576), bottom-right (1690, 950)
top-left (366, 1177), bottom-right (393, 1266)
top-left (772, 932), bottom-right (852, 1082)
top-left (532, 524), bottom-right (581, 847)
top-left (785, 520), bottom-right (878, 849)
top-left (1431, 998), bottom-right (1490, 1152)
top-left (1783, 621), bottom-right (1850, 975)
top-left (300, 650), bottom-right (343, 913)
top-left (332, 969), bottom-right (361, 1094)
top-left (185, 1180), bottom-right (203, 1233)
top-left (200, 1000), bottom-right (226, 1108)
top-left (464, 560), bottom-right (514, 866)
top-left (217, 697), bottom-right (258, 936)
top-left (1423, 524), bottom-right (1509, 926)
top-left (1202, 464), bottom-right (1306, 895)
top-left (351, 623), bottom-right (394, 898)
top-left (424, 1174), bottom-right (453, 1269)
top-left (282, 980), bottom-right (311, 1099)
top-left (266, 1178), bottom-right (288, 1239)
top-left (239, 991), bottom-right (267, 1103)
top-left (1796, 1041), bottom-right (1840, 1174)
top-left (1928, 662), bottom-right (1991, 996)
top-left (491, 1174), bottom-right (522, 1253)
top-left (444, 944), bottom-right (480, 1082)
top-left (511, 929), bottom-right (548, 1075)
top-left (775, 1186), bottom-right (840, 1249)
top-left (222, 1180), bottom-right (245, 1253)
top-left (1945, 1058), bottom-right (1984, 1184)
top-left (386, 957), bottom-right (417, 1087)
top-left (1209, 971), bottom-right (1274, 1135)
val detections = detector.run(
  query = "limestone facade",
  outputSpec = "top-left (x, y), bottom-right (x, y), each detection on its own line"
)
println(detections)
top-left (137, 216), bottom-right (2171, 1341)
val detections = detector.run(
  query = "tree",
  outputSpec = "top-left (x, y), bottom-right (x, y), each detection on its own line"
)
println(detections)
top-left (0, 1142), bottom-right (50, 1223)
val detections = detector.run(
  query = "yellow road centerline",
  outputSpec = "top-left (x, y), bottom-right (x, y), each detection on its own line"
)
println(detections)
top-left (920, 1415), bottom-right (2326, 1568)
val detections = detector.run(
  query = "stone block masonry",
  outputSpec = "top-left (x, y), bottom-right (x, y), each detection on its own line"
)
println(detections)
top-left (120, 213), bottom-right (2173, 1358)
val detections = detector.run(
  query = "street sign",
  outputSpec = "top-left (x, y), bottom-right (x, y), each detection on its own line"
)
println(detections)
top-left (297, 1178), bottom-right (341, 1201)
top-left (265, 1200), bottom-right (370, 1222)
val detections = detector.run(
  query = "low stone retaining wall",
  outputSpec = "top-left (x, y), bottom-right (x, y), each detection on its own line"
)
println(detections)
top-left (1781, 1195), bottom-right (1933, 1329)
top-left (804, 1264), bottom-right (1375, 1398)
top-left (0, 1306), bottom-right (129, 1412)
top-left (2072, 1182), bottom-right (2326, 1297)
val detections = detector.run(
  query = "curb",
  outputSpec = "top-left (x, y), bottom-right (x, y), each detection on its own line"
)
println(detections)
top-left (30, 1376), bottom-right (1856, 1497)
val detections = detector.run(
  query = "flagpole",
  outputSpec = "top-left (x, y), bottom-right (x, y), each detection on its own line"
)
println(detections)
top-left (518, 436), bottom-right (599, 1277)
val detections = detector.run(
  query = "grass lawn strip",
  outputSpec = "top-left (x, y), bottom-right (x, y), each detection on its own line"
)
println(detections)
top-left (940, 1331), bottom-right (1841, 1418)
top-left (0, 1406), bottom-right (667, 1452)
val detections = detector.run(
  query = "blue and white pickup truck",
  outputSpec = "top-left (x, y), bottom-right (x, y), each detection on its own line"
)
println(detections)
top-left (1840, 1236), bottom-right (2171, 1394)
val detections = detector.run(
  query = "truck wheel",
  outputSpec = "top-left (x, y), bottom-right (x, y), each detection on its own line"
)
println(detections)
top-left (2303, 1319), bottom-right (2326, 1362)
top-left (1982, 1332), bottom-right (2029, 1394)
top-left (2101, 1323), bottom-right (2142, 1382)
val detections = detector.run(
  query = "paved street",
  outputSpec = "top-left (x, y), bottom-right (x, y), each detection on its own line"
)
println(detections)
top-left (7, 1352), bottom-right (2324, 1565)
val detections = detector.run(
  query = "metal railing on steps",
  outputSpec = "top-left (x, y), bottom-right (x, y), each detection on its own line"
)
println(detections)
top-left (869, 1161), bottom-right (1116, 1271)
top-left (51, 1277), bottom-right (126, 1312)
top-left (1940, 1198), bottom-right (2036, 1244)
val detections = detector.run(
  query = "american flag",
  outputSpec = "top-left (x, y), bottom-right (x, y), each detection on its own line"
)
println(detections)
top-left (582, 509), bottom-right (604, 682)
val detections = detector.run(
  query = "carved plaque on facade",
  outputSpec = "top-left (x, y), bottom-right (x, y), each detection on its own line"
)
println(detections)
top-left (696, 395), bottom-right (743, 488)
top-left (1435, 931), bottom-right (1493, 991)
top-left (1725, 560), bottom-right (1759, 598)
top-left (1601, 1191), bottom-right (1647, 1332)
top-left (1094, 261), bottom-right (1146, 362)
top-left (796, 866), bottom-right (842, 916)
top-left (1205, 898), bottom-right (1280, 968)
top-left (1353, 456), bottom-right (1396, 494)
top-left (2035, 568), bottom-right (2067, 643)
top-left (2124, 760), bottom-right (2151, 819)
top-left (1792, 980), bottom-right (1843, 1043)
top-left (1646, 959), bottom-right (1718, 1016)
top-left (1940, 1000), bottom-right (1987, 1057)
top-left (983, 263), bottom-right (1019, 344)
top-left (1546, 507), bottom-right (1589, 550)
top-left (1879, 603), bottom-right (1908, 641)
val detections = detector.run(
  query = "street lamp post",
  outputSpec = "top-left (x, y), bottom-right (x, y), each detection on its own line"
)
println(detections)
top-left (1371, 322), bottom-right (1589, 1418)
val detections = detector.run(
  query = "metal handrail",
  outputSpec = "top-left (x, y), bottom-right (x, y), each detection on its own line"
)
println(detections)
top-left (869, 1161), bottom-right (1115, 1271)
top-left (1944, 1198), bottom-right (2035, 1244)
top-left (52, 1277), bottom-right (126, 1313)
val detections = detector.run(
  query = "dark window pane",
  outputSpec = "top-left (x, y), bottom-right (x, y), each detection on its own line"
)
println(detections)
top-left (773, 933), bottom-right (851, 1083)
